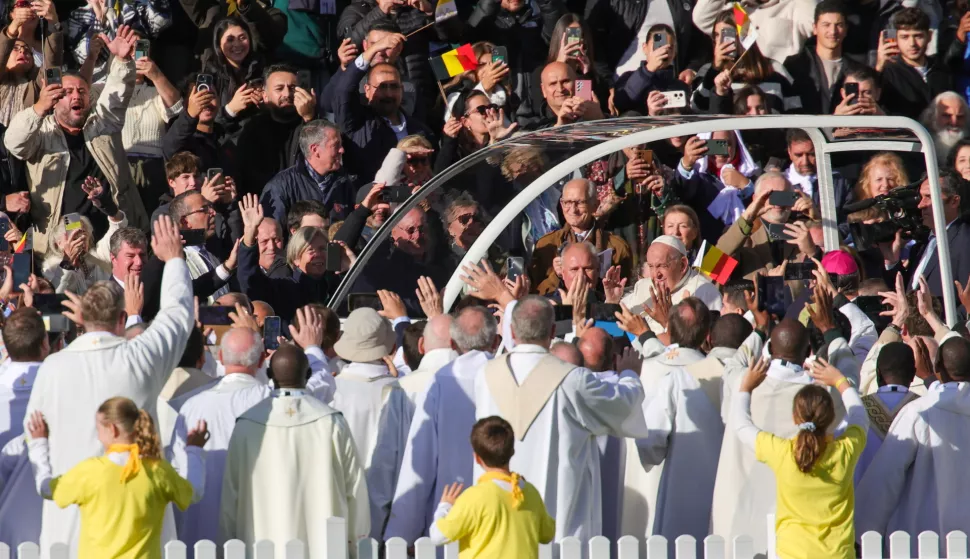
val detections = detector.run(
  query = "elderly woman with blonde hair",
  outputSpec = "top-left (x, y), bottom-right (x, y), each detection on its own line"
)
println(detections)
top-left (42, 212), bottom-right (128, 295)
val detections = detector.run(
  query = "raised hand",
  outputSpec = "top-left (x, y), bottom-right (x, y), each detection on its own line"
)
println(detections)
top-left (151, 216), bottom-right (185, 262)
top-left (806, 284), bottom-right (835, 334)
top-left (186, 419), bottom-right (210, 448)
top-left (5, 192), bottom-right (29, 214)
top-left (462, 259), bottom-right (514, 306)
top-left (229, 302), bottom-right (260, 332)
top-left (226, 83), bottom-right (260, 115)
top-left (377, 290), bottom-right (407, 320)
top-left (416, 276), bottom-right (443, 319)
top-left (240, 193), bottom-right (264, 246)
top-left (602, 265), bottom-right (627, 304)
top-left (289, 306), bottom-right (324, 349)
top-left (615, 346), bottom-right (643, 375)
top-left (440, 482), bottom-right (464, 505)
top-left (27, 411), bottom-right (48, 440)
top-left (486, 107), bottom-right (518, 143)
top-left (124, 273), bottom-right (144, 317)
top-left (337, 38), bottom-right (359, 70)
top-left (644, 282), bottom-right (672, 328)
top-left (187, 85), bottom-right (216, 119)
top-left (62, 290), bottom-right (83, 327)
top-left (810, 357), bottom-right (848, 389)
top-left (294, 86), bottom-right (317, 122)
top-left (99, 25), bottom-right (136, 60)
top-left (740, 357), bottom-right (769, 393)
top-left (878, 272), bottom-right (910, 330)
top-left (614, 303), bottom-right (649, 337)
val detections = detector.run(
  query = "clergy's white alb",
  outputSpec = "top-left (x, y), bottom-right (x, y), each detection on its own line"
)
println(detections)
top-left (220, 390), bottom-right (370, 557)
top-left (473, 344), bottom-right (647, 545)
top-left (622, 272), bottom-right (723, 332)
top-left (0, 436), bottom-right (40, 549)
top-left (397, 347), bottom-right (459, 406)
top-left (385, 351), bottom-right (490, 543)
top-left (0, 361), bottom-right (39, 449)
top-left (25, 259), bottom-right (194, 557)
top-left (331, 362), bottom-right (413, 539)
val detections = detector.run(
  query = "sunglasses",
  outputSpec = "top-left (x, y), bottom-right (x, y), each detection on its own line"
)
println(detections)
top-left (466, 104), bottom-right (499, 116)
top-left (456, 213), bottom-right (481, 225)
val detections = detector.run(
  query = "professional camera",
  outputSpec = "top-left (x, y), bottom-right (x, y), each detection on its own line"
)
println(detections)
top-left (845, 183), bottom-right (930, 251)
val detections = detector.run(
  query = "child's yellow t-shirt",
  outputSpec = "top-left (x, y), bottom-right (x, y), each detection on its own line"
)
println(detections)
top-left (756, 425), bottom-right (867, 559)
top-left (50, 456), bottom-right (194, 559)
top-left (435, 477), bottom-right (555, 559)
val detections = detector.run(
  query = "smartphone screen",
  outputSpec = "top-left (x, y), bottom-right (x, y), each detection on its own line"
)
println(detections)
top-left (783, 261), bottom-right (817, 281)
top-left (12, 253), bottom-right (28, 290)
top-left (326, 243), bottom-right (342, 273)
top-left (566, 27), bottom-right (582, 43)
top-left (756, 275), bottom-right (792, 317)
top-left (0, 219), bottom-right (8, 252)
top-left (180, 228), bottom-right (207, 247)
top-left (575, 79), bottom-right (593, 102)
top-left (506, 257), bottom-right (525, 281)
top-left (704, 139), bottom-right (730, 156)
top-left (768, 190), bottom-right (798, 207)
top-left (349, 293), bottom-right (382, 312)
top-left (63, 213), bottom-right (82, 232)
top-left (135, 39), bottom-right (149, 59)
top-left (844, 82), bottom-right (859, 105)
top-left (297, 70), bottom-right (312, 90)
top-left (587, 302), bottom-right (622, 322)
top-left (553, 304), bottom-right (573, 322)
top-left (33, 293), bottom-right (69, 314)
top-left (198, 305), bottom-right (234, 326)
top-left (263, 316), bottom-right (282, 350)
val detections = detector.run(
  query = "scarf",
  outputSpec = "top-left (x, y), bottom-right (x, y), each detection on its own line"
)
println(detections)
top-left (107, 443), bottom-right (142, 483)
top-left (479, 471), bottom-right (524, 508)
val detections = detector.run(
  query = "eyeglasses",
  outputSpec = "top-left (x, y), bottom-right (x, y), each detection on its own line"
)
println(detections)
top-left (11, 44), bottom-right (30, 54)
top-left (466, 104), bottom-right (499, 117)
top-left (455, 213), bottom-right (480, 225)
top-left (182, 203), bottom-right (214, 219)
top-left (561, 199), bottom-right (589, 209)
top-left (399, 226), bottom-right (425, 236)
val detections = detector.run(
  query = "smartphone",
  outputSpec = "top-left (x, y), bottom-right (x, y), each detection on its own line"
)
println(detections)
top-left (33, 293), bottom-right (69, 314)
top-left (588, 302), bottom-right (622, 322)
top-left (553, 304), bottom-right (573, 322)
top-left (660, 90), bottom-right (687, 108)
top-left (575, 79), bottom-right (594, 102)
top-left (853, 295), bottom-right (892, 316)
top-left (783, 261), bottom-right (817, 281)
top-left (297, 70), bottom-right (312, 91)
top-left (42, 315), bottom-right (71, 333)
top-left (379, 185), bottom-right (411, 204)
top-left (506, 256), bottom-right (525, 282)
top-left (0, 218), bottom-right (8, 252)
top-left (44, 67), bottom-right (61, 86)
top-left (764, 221), bottom-right (795, 241)
top-left (885, 29), bottom-right (896, 41)
top-left (653, 32), bottom-right (668, 49)
top-left (349, 293), bottom-right (382, 312)
top-left (637, 149), bottom-right (654, 167)
top-left (491, 46), bottom-right (508, 64)
top-left (196, 73), bottom-right (215, 93)
top-left (844, 82), bottom-right (859, 105)
top-left (566, 27), bottom-right (583, 44)
top-left (63, 212), bottom-right (82, 233)
top-left (756, 275), bottom-right (792, 317)
top-left (704, 139), bottom-right (730, 156)
top-left (198, 305), bottom-right (235, 325)
top-left (768, 190), bottom-right (798, 208)
top-left (247, 78), bottom-right (265, 90)
top-left (326, 243), bottom-right (342, 273)
top-left (180, 228), bottom-right (206, 247)
top-left (263, 316), bottom-right (282, 351)
top-left (206, 167), bottom-right (224, 186)
top-left (12, 253), bottom-right (28, 289)
top-left (720, 27), bottom-right (737, 44)
top-left (134, 39), bottom-right (150, 60)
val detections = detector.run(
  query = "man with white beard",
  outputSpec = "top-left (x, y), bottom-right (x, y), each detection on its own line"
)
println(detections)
top-left (384, 307), bottom-right (500, 545)
top-left (473, 295), bottom-right (647, 546)
top-left (921, 92), bottom-right (969, 164)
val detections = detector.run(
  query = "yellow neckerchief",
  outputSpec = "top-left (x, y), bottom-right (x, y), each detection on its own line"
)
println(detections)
top-left (479, 471), bottom-right (524, 508)
top-left (227, 0), bottom-right (238, 15)
top-left (106, 444), bottom-right (142, 483)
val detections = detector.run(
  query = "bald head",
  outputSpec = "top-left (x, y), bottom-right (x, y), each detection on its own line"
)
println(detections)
top-left (769, 319), bottom-right (809, 363)
top-left (270, 343), bottom-right (310, 388)
top-left (423, 314), bottom-right (453, 351)
top-left (540, 61), bottom-right (576, 113)
top-left (560, 242), bottom-right (598, 289)
top-left (551, 341), bottom-right (584, 366)
top-left (578, 327), bottom-right (613, 372)
top-left (252, 300), bottom-right (275, 327)
top-left (219, 327), bottom-right (264, 373)
top-left (450, 306), bottom-right (498, 353)
top-left (939, 336), bottom-right (970, 382)
top-left (510, 295), bottom-right (555, 347)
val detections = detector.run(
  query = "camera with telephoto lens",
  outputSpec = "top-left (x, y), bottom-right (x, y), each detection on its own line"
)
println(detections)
top-left (846, 183), bottom-right (929, 251)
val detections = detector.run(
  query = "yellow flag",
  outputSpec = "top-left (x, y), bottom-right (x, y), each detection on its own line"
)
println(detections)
top-left (227, 0), bottom-right (238, 15)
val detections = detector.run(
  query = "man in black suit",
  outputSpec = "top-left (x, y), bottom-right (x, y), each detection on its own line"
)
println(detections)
top-left (882, 169), bottom-right (970, 297)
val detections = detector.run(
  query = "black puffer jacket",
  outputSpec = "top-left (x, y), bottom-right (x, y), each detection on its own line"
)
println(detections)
top-left (584, 0), bottom-right (708, 89)
top-left (338, 2), bottom-right (438, 119)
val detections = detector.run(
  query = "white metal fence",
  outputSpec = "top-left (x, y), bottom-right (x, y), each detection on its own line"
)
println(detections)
top-left (1, 517), bottom-right (968, 558)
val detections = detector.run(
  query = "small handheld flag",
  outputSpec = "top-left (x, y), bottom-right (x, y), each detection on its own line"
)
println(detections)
top-left (429, 44), bottom-right (478, 81)
top-left (12, 231), bottom-right (27, 254)
top-left (700, 245), bottom-right (739, 285)
top-left (434, 0), bottom-right (458, 22)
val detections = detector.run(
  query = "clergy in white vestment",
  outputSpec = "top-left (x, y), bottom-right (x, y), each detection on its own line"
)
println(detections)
top-left (221, 344), bottom-right (370, 557)
top-left (385, 307), bottom-right (500, 544)
top-left (24, 218), bottom-right (194, 558)
top-left (711, 320), bottom-right (846, 558)
top-left (330, 308), bottom-right (413, 540)
top-left (397, 314), bottom-right (459, 406)
top-left (856, 333), bottom-right (970, 557)
top-left (473, 295), bottom-right (648, 547)
top-left (623, 299), bottom-right (725, 551)
top-left (576, 328), bottom-right (625, 544)
top-left (621, 236), bottom-right (722, 333)
top-left (0, 436), bottom-right (41, 549)
top-left (854, 342), bottom-right (920, 484)
top-left (0, 309), bottom-right (48, 449)
top-left (155, 327), bottom-right (217, 449)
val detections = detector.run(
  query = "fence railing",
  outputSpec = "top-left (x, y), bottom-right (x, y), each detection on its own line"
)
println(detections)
top-left (1, 517), bottom-right (968, 558)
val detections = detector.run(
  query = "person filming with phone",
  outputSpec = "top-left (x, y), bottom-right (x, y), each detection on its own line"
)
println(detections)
top-left (613, 25), bottom-right (689, 114)
top-left (716, 171), bottom-right (821, 279)
top-left (5, 25), bottom-right (150, 254)
top-left (832, 67), bottom-right (885, 116)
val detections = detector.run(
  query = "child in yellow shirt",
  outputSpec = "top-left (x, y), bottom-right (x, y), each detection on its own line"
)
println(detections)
top-left (430, 416), bottom-right (555, 559)
top-left (27, 396), bottom-right (209, 559)
top-left (735, 357), bottom-right (868, 559)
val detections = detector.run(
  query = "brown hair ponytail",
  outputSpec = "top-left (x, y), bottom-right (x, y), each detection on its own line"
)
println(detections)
top-left (791, 385), bottom-right (836, 473)
top-left (97, 397), bottom-right (162, 460)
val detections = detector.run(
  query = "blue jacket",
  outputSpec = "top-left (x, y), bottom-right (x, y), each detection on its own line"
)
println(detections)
top-left (330, 62), bottom-right (433, 182)
top-left (259, 158), bottom-right (357, 227)
top-left (237, 241), bottom-right (337, 319)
